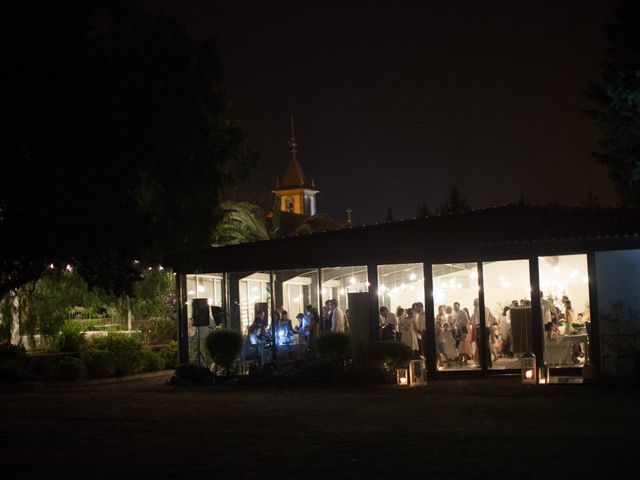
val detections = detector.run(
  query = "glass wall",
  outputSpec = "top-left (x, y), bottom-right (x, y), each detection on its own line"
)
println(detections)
top-left (431, 263), bottom-right (479, 370)
top-left (595, 249), bottom-right (640, 375)
top-left (321, 266), bottom-right (368, 332)
top-left (377, 263), bottom-right (425, 351)
top-left (539, 254), bottom-right (590, 368)
top-left (186, 273), bottom-right (224, 361)
top-left (482, 260), bottom-right (531, 370)
top-left (238, 272), bottom-right (271, 335)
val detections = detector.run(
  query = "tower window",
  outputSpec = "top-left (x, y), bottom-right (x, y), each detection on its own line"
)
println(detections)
top-left (285, 197), bottom-right (294, 212)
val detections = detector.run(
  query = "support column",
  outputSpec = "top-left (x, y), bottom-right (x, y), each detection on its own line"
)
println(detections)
top-left (529, 256), bottom-right (544, 366)
top-left (587, 252), bottom-right (601, 370)
top-left (423, 262), bottom-right (437, 376)
top-left (477, 262), bottom-right (489, 371)
top-left (176, 273), bottom-right (189, 364)
top-left (367, 264), bottom-right (380, 344)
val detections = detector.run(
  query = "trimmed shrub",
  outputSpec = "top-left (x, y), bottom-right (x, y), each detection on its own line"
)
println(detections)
top-left (205, 329), bottom-right (243, 373)
top-left (366, 341), bottom-right (414, 383)
top-left (316, 332), bottom-right (351, 362)
top-left (58, 356), bottom-right (85, 381)
top-left (56, 320), bottom-right (87, 352)
top-left (80, 348), bottom-right (116, 378)
top-left (141, 350), bottom-right (165, 372)
top-left (96, 334), bottom-right (144, 376)
top-left (158, 341), bottom-right (178, 369)
top-left (173, 363), bottom-right (213, 385)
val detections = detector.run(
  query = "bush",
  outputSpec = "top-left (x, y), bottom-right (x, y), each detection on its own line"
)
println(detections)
top-left (366, 341), bottom-right (414, 383)
top-left (145, 317), bottom-right (177, 345)
top-left (205, 329), bottom-right (243, 373)
top-left (56, 320), bottom-right (87, 352)
top-left (141, 349), bottom-right (165, 372)
top-left (173, 363), bottom-right (213, 385)
top-left (80, 348), bottom-right (116, 378)
top-left (92, 334), bottom-right (144, 376)
top-left (58, 356), bottom-right (85, 381)
top-left (158, 341), bottom-right (178, 369)
top-left (316, 332), bottom-right (351, 362)
top-left (0, 342), bottom-right (39, 382)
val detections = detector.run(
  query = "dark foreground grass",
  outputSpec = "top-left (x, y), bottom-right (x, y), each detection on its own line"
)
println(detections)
top-left (1, 375), bottom-right (638, 479)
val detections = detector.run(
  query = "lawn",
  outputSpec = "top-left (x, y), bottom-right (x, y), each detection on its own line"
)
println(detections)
top-left (1, 375), bottom-right (638, 479)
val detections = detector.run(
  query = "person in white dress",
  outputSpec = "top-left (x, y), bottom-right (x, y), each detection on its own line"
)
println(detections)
top-left (399, 308), bottom-right (419, 354)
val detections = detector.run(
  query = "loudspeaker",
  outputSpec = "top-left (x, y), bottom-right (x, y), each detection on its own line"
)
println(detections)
top-left (211, 306), bottom-right (226, 327)
top-left (192, 298), bottom-right (211, 326)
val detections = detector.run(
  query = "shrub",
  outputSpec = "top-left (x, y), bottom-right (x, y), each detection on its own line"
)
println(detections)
top-left (145, 317), bottom-right (177, 345)
top-left (158, 341), bottom-right (178, 369)
top-left (141, 349), bottom-right (165, 372)
top-left (80, 348), bottom-right (116, 378)
top-left (316, 332), bottom-right (351, 362)
top-left (366, 341), bottom-right (414, 383)
top-left (95, 334), bottom-right (144, 376)
top-left (205, 329), bottom-right (243, 374)
top-left (56, 320), bottom-right (87, 352)
top-left (0, 342), bottom-right (39, 382)
top-left (173, 363), bottom-right (213, 385)
top-left (58, 356), bottom-right (85, 381)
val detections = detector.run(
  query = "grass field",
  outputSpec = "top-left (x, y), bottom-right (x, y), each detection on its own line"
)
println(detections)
top-left (1, 374), bottom-right (638, 479)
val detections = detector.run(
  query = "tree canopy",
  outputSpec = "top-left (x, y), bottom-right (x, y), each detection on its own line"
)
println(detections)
top-left (437, 186), bottom-right (471, 215)
top-left (586, 0), bottom-right (640, 207)
top-left (1, 2), bottom-right (253, 297)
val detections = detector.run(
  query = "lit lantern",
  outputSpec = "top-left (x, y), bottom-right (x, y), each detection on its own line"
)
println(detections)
top-left (409, 359), bottom-right (427, 386)
top-left (538, 365), bottom-right (549, 385)
top-left (521, 352), bottom-right (536, 385)
top-left (397, 368), bottom-right (409, 386)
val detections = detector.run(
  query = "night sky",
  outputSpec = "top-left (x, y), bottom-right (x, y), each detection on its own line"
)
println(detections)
top-left (149, 0), bottom-right (619, 225)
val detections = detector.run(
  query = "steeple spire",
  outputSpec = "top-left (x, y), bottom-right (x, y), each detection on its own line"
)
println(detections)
top-left (288, 113), bottom-right (298, 159)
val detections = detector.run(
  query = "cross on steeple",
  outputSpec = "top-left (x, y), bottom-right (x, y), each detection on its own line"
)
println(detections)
top-left (288, 114), bottom-right (298, 157)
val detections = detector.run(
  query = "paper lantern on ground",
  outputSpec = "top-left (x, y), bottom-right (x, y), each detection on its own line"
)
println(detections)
top-left (396, 368), bottom-right (408, 385)
top-left (521, 352), bottom-right (536, 385)
top-left (409, 359), bottom-right (427, 386)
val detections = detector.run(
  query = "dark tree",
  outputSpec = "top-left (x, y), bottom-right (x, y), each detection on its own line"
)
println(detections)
top-left (384, 207), bottom-right (395, 223)
top-left (586, 1), bottom-right (640, 207)
top-left (0, 3), bottom-right (254, 297)
top-left (437, 186), bottom-right (470, 215)
top-left (416, 202), bottom-right (431, 218)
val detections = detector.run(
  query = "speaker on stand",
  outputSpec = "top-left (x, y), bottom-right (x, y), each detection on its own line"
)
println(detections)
top-left (192, 298), bottom-right (211, 366)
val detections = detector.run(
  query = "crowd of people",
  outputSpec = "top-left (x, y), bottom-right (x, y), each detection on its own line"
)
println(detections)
top-left (246, 293), bottom-right (586, 368)
top-left (246, 299), bottom-right (350, 356)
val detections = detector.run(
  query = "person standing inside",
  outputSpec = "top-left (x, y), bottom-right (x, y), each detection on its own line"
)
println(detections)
top-left (331, 299), bottom-right (346, 333)
top-left (413, 302), bottom-right (426, 357)
top-left (399, 308), bottom-right (420, 357)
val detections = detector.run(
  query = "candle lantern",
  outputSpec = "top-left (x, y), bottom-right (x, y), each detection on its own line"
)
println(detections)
top-left (521, 352), bottom-right (536, 384)
top-left (409, 359), bottom-right (427, 386)
top-left (538, 364), bottom-right (549, 384)
top-left (396, 368), bottom-right (409, 386)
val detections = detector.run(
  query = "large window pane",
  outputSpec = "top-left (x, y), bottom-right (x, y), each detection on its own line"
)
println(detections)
top-left (377, 263), bottom-right (425, 353)
top-left (595, 249), bottom-right (640, 375)
top-left (186, 273), bottom-right (223, 362)
top-left (432, 263), bottom-right (479, 371)
top-left (539, 254), bottom-right (590, 368)
top-left (483, 259), bottom-right (531, 370)
top-left (321, 266), bottom-right (368, 332)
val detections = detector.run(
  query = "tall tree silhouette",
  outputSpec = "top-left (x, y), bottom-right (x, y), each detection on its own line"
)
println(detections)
top-left (586, 1), bottom-right (640, 207)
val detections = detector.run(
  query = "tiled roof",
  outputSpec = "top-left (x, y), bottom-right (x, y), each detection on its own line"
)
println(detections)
top-left (278, 156), bottom-right (314, 190)
top-left (192, 205), bottom-right (640, 272)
